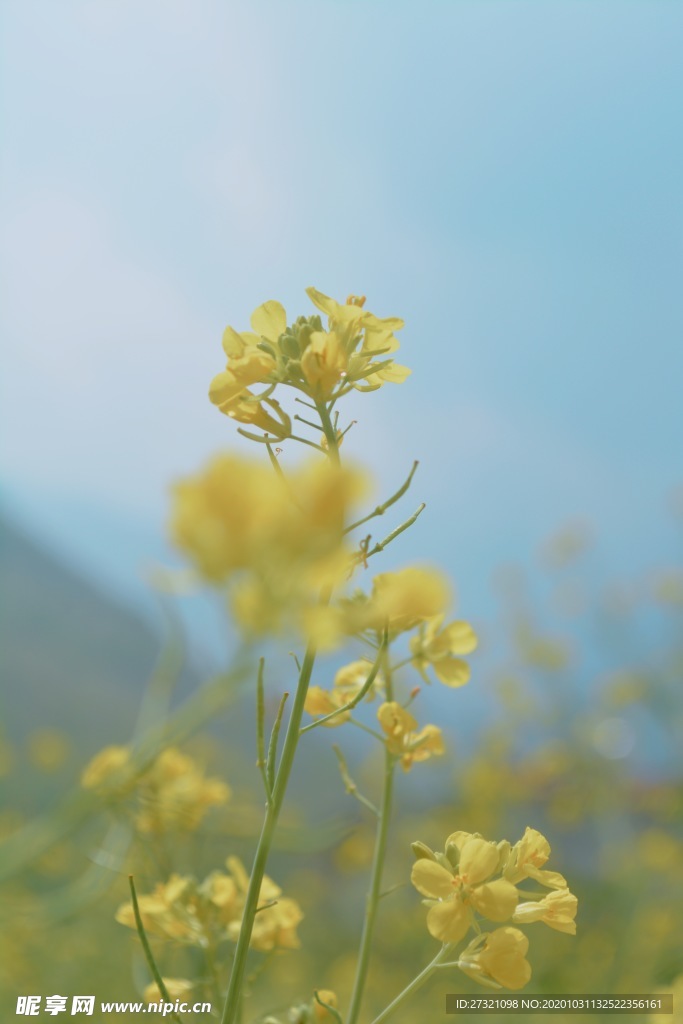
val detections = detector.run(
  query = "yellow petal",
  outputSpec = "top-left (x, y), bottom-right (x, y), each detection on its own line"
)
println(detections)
top-left (426, 899), bottom-right (472, 943)
top-left (459, 837), bottom-right (500, 885)
top-left (442, 620), bottom-right (479, 654)
top-left (526, 865), bottom-right (567, 889)
top-left (470, 879), bottom-right (519, 922)
top-left (375, 362), bottom-right (411, 383)
top-left (251, 300), bottom-right (287, 343)
top-left (222, 325), bottom-right (245, 358)
top-left (434, 657), bottom-right (471, 687)
top-left (209, 370), bottom-right (241, 405)
top-left (410, 859), bottom-right (455, 899)
top-left (306, 286), bottom-right (339, 318)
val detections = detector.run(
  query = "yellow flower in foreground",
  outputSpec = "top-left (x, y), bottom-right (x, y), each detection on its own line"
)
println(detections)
top-left (171, 455), bottom-right (365, 637)
top-left (459, 927), bottom-right (532, 990)
top-left (504, 827), bottom-right (567, 889)
top-left (143, 979), bottom-right (194, 1005)
top-left (411, 834), bottom-right (518, 943)
top-left (410, 614), bottom-right (478, 687)
top-left (513, 889), bottom-right (578, 934)
top-left (364, 567), bottom-right (451, 634)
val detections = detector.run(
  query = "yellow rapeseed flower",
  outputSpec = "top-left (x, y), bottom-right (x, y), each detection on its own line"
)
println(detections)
top-left (378, 702), bottom-right (445, 772)
top-left (301, 330), bottom-right (349, 398)
top-left (363, 567), bottom-right (451, 635)
top-left (115, 857), bottom-right (302, 953)
top-left (410, 614), bottom-right (478, 687)
top-left (411, 834), bottom-right (518, 943)
top-left (80, 745), bottom-right (132, 793)
top-left (304, 659), bottom-right (383, 727)
top-left (135, 748), bottom-right (230, 833)
top-left (504, 827), bottom-right (567, 889)
top-left (313, 990), bottom-right (339, 1022)
top-left (513, 889), bottom-right (578, 934)
top-left (459, 927), bottom-right (532, 990)
top-left (171, 455), bottom-right (365, 637)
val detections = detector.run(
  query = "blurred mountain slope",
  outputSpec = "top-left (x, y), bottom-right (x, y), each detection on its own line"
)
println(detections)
top-left (0, 512), bottom-right (159, 747)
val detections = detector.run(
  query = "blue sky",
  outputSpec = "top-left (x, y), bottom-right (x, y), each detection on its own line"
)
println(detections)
top-left (1, 0), bottom-right (681, 644)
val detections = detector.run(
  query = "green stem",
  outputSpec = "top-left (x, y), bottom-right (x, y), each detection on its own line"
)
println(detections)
top-left (128, 875), bottom-right (183, 1024)
top-left (220, 645), bottom-right (317, 1024)
top-left (346, 648), bottom-right (395, 1024)
top-left (316, 401), bottom-right (341, 465)
top-left (369, 945), bottom-right (454, 1024)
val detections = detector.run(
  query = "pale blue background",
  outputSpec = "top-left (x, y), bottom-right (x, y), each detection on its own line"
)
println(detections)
top-left (1, 1), bottom-right (681, 658)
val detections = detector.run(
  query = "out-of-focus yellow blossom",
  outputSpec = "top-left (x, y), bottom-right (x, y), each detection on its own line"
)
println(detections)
top-left (377, 702), bottom-right (445, 772)
top-left (357, 567), bottom-right (450, 635)
top-left (513, 889), bottom-right (578, 934)
top-left (81, 745), bottom-right (229, 833)
top-left (410, 614), bottom-right (478, 687)
top-left (304, 659), bottom-right (383, 727)
top-left (27, 729), bottom-right (70, 771)
top-left (115, 857), bottom-right (302, 952)
top-left (504, 827), bottom-right (567, 889)
top-left (459, 927), bottom-right (532, 990)
top-left (143, 979), bottom-right (194, 1004)
top-left (313, 990), bottom-right (339, 1022)
top-left (411, 833), bottom-right (518, 942)
top-left (223, 856), bottom-right (303, 952)
top-left (171, 455), bottom-right (366, 638)
top-left (80, 745), bottom-right (132, 793)
top-left (304, 686), bottom-right (351, 727)
top-left (649, 976), bottom-right (683, 1024)
top-left (135, 748), bottom-right (230, 833)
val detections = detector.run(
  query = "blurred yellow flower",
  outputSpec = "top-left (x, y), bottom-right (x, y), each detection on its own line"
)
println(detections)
top-left (27, 729), bottom-right (71, 771)
top-left (362, 567), bottom-right (451, 635)
top-left (459, 927), bottom-right (532, 990)
top-left (513, 889), bottom-right (578, 934)
top-left (81, 745), bottom-right (229, 833)
top-left (304, 659), bottom-right (383, 727)
top-left (135, 748), bottom-right (230, 833)
top-left (377, 702), bottom-right (445, 771)
top-left (313, 990), bottom-right (339, 1022)
top-left (115, 857), bottom-right (302, 953)
top-left (410, 614), bottom-right (478, 687)
top-left (80, 745), bottom-right (132, 792)
top-left (143, 979), bottom-right (194, 1004)
top-left (171, 455), bottom-right (366, 637)
top-left (411, 834), bottom-right (518, 943)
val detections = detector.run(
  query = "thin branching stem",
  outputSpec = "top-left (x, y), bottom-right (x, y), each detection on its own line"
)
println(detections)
top-left (128, 875), bottom-right (183, 1024)
top-left (344, 461), bottom-right (419, 535)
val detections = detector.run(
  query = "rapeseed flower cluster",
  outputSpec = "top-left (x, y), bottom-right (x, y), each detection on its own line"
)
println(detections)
top-left (81, 746), bottom-right (230, 833)
top-left (411, 827), bottom-right (577, 989)
top-left (209, 289), bottom-right (410, 429)
top-left (116, 857), bottom-right (302, 954)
